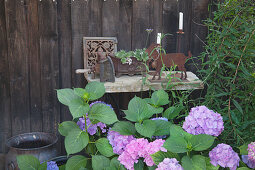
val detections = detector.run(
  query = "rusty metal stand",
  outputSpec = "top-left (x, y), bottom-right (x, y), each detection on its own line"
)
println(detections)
top-left (176, 29), bottom-right (184, 53)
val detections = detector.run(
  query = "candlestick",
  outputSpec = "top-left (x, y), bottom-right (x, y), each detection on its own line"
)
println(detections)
top-left (179, 12), bottom-right (183, 30)
top-left (157, 33), bottom-right (161, 44)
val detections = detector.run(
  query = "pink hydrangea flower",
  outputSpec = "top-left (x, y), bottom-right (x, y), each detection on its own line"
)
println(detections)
top-left (156, 158), bottom-right (183, 170)
top-left (107, 130), bottom-right (135, 155)
top-left (118, 138), bottom-right (166, 170)
top-left (209, 143), bottom-right (240, 170)
top-left (242, 155), bottom-right (255, 169)
top-left (182, 106), bottom-right (224, 136)
top-left (248, 142), bottom-right (255, 161)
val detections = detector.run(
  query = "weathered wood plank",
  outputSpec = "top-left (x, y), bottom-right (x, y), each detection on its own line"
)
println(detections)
top-left (118, 0), bottom-right (132, 51)
top-left (5, 0), bottom-right (30, 137)
top-left (27, 0), bottom-right (42, 132)
top-left (132, 0), bottom-right (151, 50)
top-left (38, 0), bottom-right (60, 136)
top-left (71, 0), bottom-right (90, 87)
top-left (162, 0), bottom-right (178, 53)
top-left (0, 0), bottom-right (11, 153)
top-left (88, 0), bottom-right (102, 37)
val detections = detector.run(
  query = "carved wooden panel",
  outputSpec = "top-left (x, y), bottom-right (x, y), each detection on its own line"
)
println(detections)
top-left (83, 37), bottom-right (118, 69)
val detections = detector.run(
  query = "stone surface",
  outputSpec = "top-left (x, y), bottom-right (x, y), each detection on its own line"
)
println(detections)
top-left (85, 71), bottom-right (203, 93)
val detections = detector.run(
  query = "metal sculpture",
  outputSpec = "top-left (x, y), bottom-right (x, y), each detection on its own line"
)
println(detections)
top-left (146, 43), bottom-right (192, 80)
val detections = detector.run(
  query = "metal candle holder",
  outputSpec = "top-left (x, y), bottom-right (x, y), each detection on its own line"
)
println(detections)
top-left (176, 29), bottom-right (184, 53)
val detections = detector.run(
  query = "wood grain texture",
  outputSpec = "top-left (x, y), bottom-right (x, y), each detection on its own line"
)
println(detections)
top-left (0, 0), bottom-right (11, 153)
top-left (38, 0), bottom-right (60, 135)
top-left (5, 0), bottom-right (31, 137)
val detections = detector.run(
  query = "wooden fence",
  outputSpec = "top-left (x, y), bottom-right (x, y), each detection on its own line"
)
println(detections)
top-left (0, 0), bottom-right (210, 153)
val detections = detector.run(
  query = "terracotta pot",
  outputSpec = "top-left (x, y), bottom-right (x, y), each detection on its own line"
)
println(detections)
top-left (110, 56), bottom-right (146, 77)
top-left (5, 132), bottom-right (58, 170)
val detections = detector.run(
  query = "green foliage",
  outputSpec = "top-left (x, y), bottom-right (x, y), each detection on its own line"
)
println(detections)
top-left (199, 0), bottom-right (255, 146)
top-left (92, 155), bottom-right (110, 170)
top-left (134, 159), bottom-right (144, 170)
top-left (17, 155), bottom-right (40, 170)
top-left (69, 99), bottom-right (89, 119)
top-left (135, 120), bottom-right (156, 138)
top-left (58, 121), bottom-right (81, 136)
top-left (95, 138), bottom-right (115, 157)
top-left (107, 157), bottom-right (126, 170)
top-left (151, 151), bottom-right (180, 165)
top-left (181, 155), bottom-right (206, 170)
top-left (85, 81), bottom-right (105, 101)
top-left (239, 143), bottom-right (249, 155)
top-left (65, 155), bottom-right (87, 170)
top-left (115, 49), bottom-right (149, 64)
top-left (150, 90), bottom-right (170, 106)
top-left (111, 121), bottom-right (137, 135)
top-left (152, 119), bottom-right (171, 136)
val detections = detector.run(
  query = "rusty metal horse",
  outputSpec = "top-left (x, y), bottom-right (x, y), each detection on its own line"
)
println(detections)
top-left (146, 43), bottom-right (192, 80)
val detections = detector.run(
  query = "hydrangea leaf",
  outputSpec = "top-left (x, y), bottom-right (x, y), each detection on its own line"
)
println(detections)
top-left (205, 157), bottom-right (219, 170)
top-left (163, 136), bottom-right (188, 153)
top-left (170, 124), bottom-right (192, 141)
top-left (239, 143), bottom-right (248, 155)
top-left (190, 134), bottom-right (215, 151)
top-left (135, 120), bottom-right (156, 138)
top-left (181, 155), bottom-right (206, 170)
top-left (95, 138), bottom-right (115, 157)
top-left (111, 121), bottom-right (136, 135)
top-left (16, 155), bottom-right (40, 170)
top-left (85, 81), bottom-right (105, 101)
top-left (151, 151), bottom-right (180, 165)
top-left (68, 98), bottom-right (89, 119)
top-left (134, 159), bottom-right (144, 170)
top-left (151, 90), bottom-right (169, 106)
top-left (58, 121), bottom-right (81, 136)
top-left (163, 106), bottom-right (184, 120)
top-left (237, 168), bottom-right (251, 170)
top-left (65, 155), bottom-right (87, 170)
top-left (92, 155), bottom-right (110, 170)
top-left (74, 88), bottom-right (89, 98)
top-left (57, 89), bottom-right (79, 106)
top-left (152, 119), bottom-right (171, 136)
top-left (124, 96), bottom-right (152, 122)
top-left (108, 157), bottom-right (126, 170)
top-left (147, 104), bottom-right (164, 114)
top-left (65, 129), bottom-right (89, 155)
top-left (38, 162), bottom-right (47, 170)
top-left (88, 103), bottom-right (118, 125)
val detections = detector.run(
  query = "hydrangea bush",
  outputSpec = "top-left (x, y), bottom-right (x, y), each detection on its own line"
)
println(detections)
top-left (17, 82), bottom-right (253, 170)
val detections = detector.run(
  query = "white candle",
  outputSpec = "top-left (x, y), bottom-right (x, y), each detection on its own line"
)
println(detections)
top-left (179, 12), bottom-right (183, 30)
top-left (157, 33), bottom-right (161, 44)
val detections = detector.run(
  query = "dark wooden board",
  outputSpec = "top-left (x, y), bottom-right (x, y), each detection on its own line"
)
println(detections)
top-left (27, 0), bottom-right (42, 132)
top-left (5, 0), bottom-right (31, 137)
top-left (162, 0), bottom-right (178, 53)
top-left (0, 0), bottom-right (11, 153)
top-left (38, 0), bottom-right (60, 139)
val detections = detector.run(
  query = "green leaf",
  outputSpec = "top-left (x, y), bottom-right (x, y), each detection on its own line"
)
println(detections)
top-left (170, 125), bottom-right (192, 141)
top-left (88, 103), bottom-right (118, 125)
top-left (68, 98), bottom-right (89, 119)
top-left (96, 138), bottom-right (115, 157)
top-left (109, 157), bottom-right (126, 170)
top-left (124, 96), bottom-right (152, 122)
top-left (151, 151), bottom-right (180, 165)
top-left (232, 99), bottom-right (244, 115)
top-left (111, 121), bottom-right (136, 135)
top-left (237, 168), bottom-right (251, 170)
top-left (74, 88), bottom-right (88, 98)
top-left (134, 159), bottom-right (144, 170)
top-left (66, 155), bottom-right (87, 170)
top-left (151, 90), bottom-right (169, 106)
top-left (16, 155), bottom-right (40, 170)
top-left (57, 89), bottom-right (79, 106)
top-left (58, 121), bottom-right (80, 136)
top-left (190, 134), bottom-right (215, 151)
top-left (205, 157), bottom-right (219, 170)
top-left (182, 155), bottom-right (206, 170)
top-left (59, 165), bottom-right (66, 170)
top-left (65, 129), bottom-right (89, 155)
top-left (163, 106), bottom-right (184, 120)
top-left (92, 155), bottom-right (110, 170)
top-left (163, 136), bottom-right (188, 153)
top-left (85, 81), bottom-right (105, 101)
top-left (135, 120), bottom-right (156, 138)
top-left (147, 104), bottom-right (164, 114)
top-left (152, 119), bottom-right (171, 136)
top-left (38, 162), bottom-right (47, 170)
top-left (239, 143), bottom-right (248, 155)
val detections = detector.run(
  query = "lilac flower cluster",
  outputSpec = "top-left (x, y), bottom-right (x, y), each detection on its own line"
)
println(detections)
top-left (107, 130), bottom-right (135, 155)
top-left (209, 143), bottom-right (240, 170)
top-left (47, 161), bottom-right (59, 170)
top-left (118, 138), bottom-right (166, 170)
top-left (242, 155), bottom-right (255, 169)
top-left (151, 117), bottom-right (168, 139)
top-left (182, 106), bottom-right (224, 136)
top-left (77, 101), bottom-right (112, 135)
top-left (156, 158), bottom-right (183, 170)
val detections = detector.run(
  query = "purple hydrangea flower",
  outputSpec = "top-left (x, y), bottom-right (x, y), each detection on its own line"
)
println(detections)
top-left (182, 106), bottom-right (224, 136)
top-left (107, 130), bottom-right (135, 155)
top-left (89, 101), bottom-right (113, 109)
top-left (248, 142), bottom-right (255, 161)
top-left (209, 143), bottom-right (240, 170)
top-left (242, 155), bottom-right (255, 169)
top-left (156, 158), bottom-right (183, 170)
top-left (151, 117), bottom-right (168, 139)
top-left (47, 161), bottom-right (59, 170)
